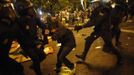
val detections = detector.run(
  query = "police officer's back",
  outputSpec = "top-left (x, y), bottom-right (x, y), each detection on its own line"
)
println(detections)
top-left (83, 1), bottom-right (111, 33)
top-left (75, 0), bottom-right (123, 65)
top-left (15, 0), bottom-right (46, 75)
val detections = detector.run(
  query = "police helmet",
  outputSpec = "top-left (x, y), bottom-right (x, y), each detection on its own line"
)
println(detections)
top-left (0, 0), bottom-right (14, 11)
top-left (15, 0), bottom-right (34, 15)
top-left (0, 0), bottom-right (12, 8)
top-left (16, 0), bottom-right (33, 11)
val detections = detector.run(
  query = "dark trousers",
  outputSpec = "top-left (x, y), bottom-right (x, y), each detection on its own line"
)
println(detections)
top-left (112, 26), bottom-right (121, 45)
top-left (82, 31), bottom-right (121, 60)
top-left (56, 45), bottom-right (74, 70)
top-left (24, 48), bottom-right (46, 75)
top-left (0, 57), bottom-right (25, 75)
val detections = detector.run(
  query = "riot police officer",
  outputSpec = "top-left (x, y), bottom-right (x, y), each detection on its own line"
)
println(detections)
top-left (15, 0), bottom-right (47, 75)
top-left (0, 0), bottom-right (53, 75)
top-left (110, 0), bottom-right (128, 46)
top-left (75, 0), bottom-right (123, 65)
top-left (0, 0), bottom-right (25, 75)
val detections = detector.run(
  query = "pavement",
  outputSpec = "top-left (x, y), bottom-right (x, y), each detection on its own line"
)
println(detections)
top-left (21, 19), bottom-right (134, 75)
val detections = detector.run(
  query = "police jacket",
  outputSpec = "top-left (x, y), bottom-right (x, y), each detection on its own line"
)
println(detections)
top-left (83, 5), bottom-right (111, 32)
top-left (111, 2), bottom-right (128, 25)
top-left (15, 17), bottom-right (47, 62)
top-left (0, 17), bottom-right (19, 58)
top-left (17, 16), bottom-right (46, 46)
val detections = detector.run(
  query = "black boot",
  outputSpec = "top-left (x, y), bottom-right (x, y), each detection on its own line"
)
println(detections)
top-left (116, 55), bottom-right (124, 66)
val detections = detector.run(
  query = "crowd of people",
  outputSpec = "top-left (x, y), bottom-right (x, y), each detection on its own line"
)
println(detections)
top-left (0, 0), bottom-right (134, 75)
top-left (41, 8), bottom-right (90, 30)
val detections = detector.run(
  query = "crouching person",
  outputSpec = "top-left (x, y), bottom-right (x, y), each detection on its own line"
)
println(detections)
top-left (49, 18), bottom-right (76, 74)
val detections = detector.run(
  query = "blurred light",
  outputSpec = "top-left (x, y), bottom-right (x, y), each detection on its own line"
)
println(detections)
top-left (37, 8), bottom-right (43, 16)
top-left (67, 12), bottom-right (69, 15)
top-left (57, 43), bottom-right (61, 47)
top-left (95, 46), bottom-right (102, 49)
top-left (127, 37), bottom-right (131, 40)
top-left (47, 13), bottom-right (51, 16)
top-left (126, 0), bottom-right (128, 3)
top-left (81, 0), bottom-right (84, 10)
top-left (72, 48), bottom-right (75, 51)
top-left (111, 3), bottom-right (116, 8)
top-left (39, 10), bottom-right (43, 15)
top-left (125, 43), bottom-right (129, 46)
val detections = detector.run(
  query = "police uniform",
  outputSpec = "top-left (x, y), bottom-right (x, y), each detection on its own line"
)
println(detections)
top-left (111, 0), bottom-right (128, 46)
top-left (15, 0), bottom-right (47, 75)
top-left (76, 1), bottom-right (122, 65)
top-left (0, 0), bottom-right (25, 75)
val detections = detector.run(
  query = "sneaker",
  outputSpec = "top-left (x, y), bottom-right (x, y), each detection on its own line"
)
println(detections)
top-left (58, 69), bottom-right (72, 75)
top-left (75, 54), bottom-right (85, 61)
top-left (59, 66), bottom-right (75, 75)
